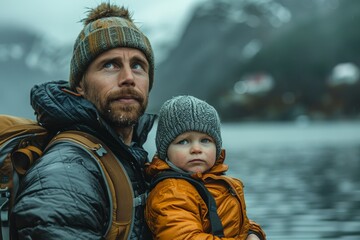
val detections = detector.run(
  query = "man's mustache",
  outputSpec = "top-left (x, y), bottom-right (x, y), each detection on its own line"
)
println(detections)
top-left (107, 88), bottom-right (144, 103)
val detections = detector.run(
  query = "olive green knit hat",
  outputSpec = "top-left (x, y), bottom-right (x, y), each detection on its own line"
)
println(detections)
top-left (69, 3), bottom-right (154, 91)
top-left (156, 95), bottom-right (222, 160)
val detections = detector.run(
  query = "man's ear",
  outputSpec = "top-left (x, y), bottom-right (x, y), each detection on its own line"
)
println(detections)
top-left (76, 79), bottom-right (85, 96)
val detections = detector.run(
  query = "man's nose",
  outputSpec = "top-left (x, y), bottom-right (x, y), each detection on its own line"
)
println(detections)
top-left (118, 65), bottom-right (135, 86)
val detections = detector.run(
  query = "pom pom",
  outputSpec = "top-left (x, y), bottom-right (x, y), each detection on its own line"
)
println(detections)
top-left (82, 2), bottom-right (133, 25)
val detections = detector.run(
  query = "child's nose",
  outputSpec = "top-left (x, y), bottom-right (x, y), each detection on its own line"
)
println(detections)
top-left (190, 142), bottom-right (202, 154)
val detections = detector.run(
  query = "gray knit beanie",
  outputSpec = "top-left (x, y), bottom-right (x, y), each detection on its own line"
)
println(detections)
top-left (156, 95), bottom-right (222, 160)
top-left (69, 3), bottom-right (154, 91)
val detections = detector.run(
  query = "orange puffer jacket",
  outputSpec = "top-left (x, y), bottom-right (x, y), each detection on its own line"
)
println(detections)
top-left (145, 150), bottom-right (266, 240)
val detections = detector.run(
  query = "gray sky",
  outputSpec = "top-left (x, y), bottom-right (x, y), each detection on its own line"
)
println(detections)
top-left (0, 0), bottom-right (205, 47)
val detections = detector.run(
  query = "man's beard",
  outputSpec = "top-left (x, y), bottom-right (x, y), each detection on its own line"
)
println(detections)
top-left (103, 88), bottom-right (148, 127)
top-left (103, 97), bottom-right (147, 127)
top-left (85, 86), bottom-right (148, 127)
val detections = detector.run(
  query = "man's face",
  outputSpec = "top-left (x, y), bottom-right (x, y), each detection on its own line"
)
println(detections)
top-left (76, 47), bottom-right (150, 127)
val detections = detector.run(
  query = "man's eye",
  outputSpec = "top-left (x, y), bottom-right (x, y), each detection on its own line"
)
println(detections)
top-left (103, 62), bottom-right (116, 69)
top-left (132, 63), bottom-right (144, 71)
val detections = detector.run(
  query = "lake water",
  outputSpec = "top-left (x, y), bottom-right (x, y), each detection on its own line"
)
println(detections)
top-left (144, 121), bottom-right (360, 239)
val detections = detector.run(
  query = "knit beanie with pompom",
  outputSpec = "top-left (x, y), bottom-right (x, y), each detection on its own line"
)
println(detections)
top-left (69, 3), bottom-right (154, 91)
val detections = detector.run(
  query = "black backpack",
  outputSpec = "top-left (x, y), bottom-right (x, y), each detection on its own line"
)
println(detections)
top-left (149, 170), bottom-right (225, 237)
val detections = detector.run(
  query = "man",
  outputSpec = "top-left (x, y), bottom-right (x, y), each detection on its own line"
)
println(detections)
top-left (11, 3), bottom-right (155, 239)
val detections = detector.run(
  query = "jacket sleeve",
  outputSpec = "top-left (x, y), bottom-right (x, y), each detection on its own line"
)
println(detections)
top-left (248, 220), bottom-right (266, 240)
top-left (228, 177), bottom-right (266, 240)
top-left (145, 178), bottom-right (248, 240)
top-left (11, 143), bottom-right (109, 240)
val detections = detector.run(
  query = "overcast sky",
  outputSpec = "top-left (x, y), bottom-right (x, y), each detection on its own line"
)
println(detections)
top-left (0, 0), bottom-right (205, 47)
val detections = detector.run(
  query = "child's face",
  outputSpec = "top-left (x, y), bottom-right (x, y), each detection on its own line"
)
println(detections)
top-left (167, 131), bottom-right (216, 173)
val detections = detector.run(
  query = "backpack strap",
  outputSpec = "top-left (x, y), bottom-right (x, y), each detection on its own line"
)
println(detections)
top-left (150, 170), bottom-right (225, 237)
top-left (47, 130), bottom-right (134, 240)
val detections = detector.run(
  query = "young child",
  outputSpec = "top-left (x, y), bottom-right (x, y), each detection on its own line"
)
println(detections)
top-left (145, 95), bottom-right (266, 240)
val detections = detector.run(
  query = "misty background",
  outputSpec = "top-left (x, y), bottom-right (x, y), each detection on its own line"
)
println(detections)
top-left (1, 0), bottom-right (360, 239)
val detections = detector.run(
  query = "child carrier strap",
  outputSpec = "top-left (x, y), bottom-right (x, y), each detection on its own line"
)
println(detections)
top-left (149, 170), bottom-right (225, 237)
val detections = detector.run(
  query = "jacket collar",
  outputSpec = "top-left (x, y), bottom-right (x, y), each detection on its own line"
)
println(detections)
top-left (146, 149), bottom-right (228, 178)
top-left (31, 80), bottom-right (157, 147)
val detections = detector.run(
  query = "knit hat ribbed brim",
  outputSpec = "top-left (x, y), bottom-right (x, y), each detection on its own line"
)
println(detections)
top-left (69, 3), bottom-right (154, 91)
top-left (155, 95), bottom-right (222, 160)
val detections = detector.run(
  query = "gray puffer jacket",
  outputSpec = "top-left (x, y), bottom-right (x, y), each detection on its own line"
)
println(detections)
top-left (11, 80), bottom-right (156, 240)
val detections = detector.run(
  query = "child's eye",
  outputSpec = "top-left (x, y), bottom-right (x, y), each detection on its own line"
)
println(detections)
top-left (177, 139), bottom-right (189, 145)
top-left (201, 138), bottom-right (213, 144)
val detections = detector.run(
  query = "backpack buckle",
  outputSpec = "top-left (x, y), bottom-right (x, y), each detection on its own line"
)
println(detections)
top-left (133, 192), bottom-right (148, 207)
top-left (94, 144), bottom-right (107, 157)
